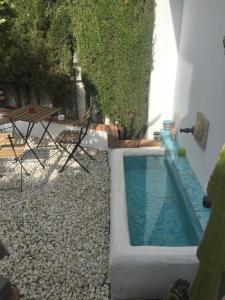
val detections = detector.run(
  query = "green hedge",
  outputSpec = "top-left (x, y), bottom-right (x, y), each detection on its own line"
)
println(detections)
top-left (0, 0), bottom-right (155, 136)
top-left (73, 0), bottom-right (155, 137)
top-left (0, 0), bottom-right (76, 105)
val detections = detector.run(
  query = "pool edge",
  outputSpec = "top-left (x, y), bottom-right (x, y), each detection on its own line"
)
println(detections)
top-left (109, 147), bottom-right (199, 299)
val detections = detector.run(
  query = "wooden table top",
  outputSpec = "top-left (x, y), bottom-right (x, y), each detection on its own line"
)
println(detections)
top-left (3, 105), bottom-right (61, 123)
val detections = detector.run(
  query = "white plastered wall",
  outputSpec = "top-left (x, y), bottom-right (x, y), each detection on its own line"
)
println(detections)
top-left (173, 0), bottom-right (225, 191)
top-left (147, 0), bottom-right (184, 138)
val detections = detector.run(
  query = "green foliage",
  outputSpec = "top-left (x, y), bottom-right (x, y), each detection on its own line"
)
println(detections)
top-left (0, 0), bottom-right (14, 33)
top-left (0, 0), bottom-right (75, 103)
top-left (0, 0), bottom-right (155, 134)
top-left (73, 0), bottom-right (155, 137)
top-left (47, 1), bottom-right (74, 75)
top-left (0, 0), bottom-right (15, 62)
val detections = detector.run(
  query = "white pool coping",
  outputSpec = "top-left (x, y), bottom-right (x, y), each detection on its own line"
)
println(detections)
top-left (109, 147), bottom-right (199, 299)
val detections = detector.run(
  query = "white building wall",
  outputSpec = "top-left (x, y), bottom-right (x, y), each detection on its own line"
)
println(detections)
top-left (173, 0), bottom-right (225, 191)
top-left (147, 0), bottom-right (184, 138)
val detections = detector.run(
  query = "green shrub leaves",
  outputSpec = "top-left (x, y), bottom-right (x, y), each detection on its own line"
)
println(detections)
top-left (73, 0), bottom-right (155, 137)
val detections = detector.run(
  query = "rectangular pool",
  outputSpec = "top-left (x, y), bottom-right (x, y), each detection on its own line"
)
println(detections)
top-left (124, 156), bottom-right (199, 246)
top-left (110, 148), bottom-right (203, 299)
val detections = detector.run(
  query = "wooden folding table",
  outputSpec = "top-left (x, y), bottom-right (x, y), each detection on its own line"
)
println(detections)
top-left (3, 105), bottom-right (61, 168)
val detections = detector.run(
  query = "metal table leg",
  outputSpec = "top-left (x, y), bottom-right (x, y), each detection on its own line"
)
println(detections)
top-left (37, 118), bottom-right (61, 151)
top-left (10, 120), bottom-right (45, 169)
top-left (25, 122), bottom-right (35, 143)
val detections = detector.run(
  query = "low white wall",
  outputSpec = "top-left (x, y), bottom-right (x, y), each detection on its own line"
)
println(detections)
top-left (0, 112), bottom-right (108, 150)
top-left (147, 0), bottom-right (184, 138)
top-left (3, 120), bottom-right (108, 151)
top-left (173, 0), bottom-right (225, 191)
top-left (110, 148), bottom-right (198, 299)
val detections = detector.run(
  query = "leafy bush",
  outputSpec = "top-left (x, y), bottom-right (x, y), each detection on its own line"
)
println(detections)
top-left (0, 0), bottom-right (155, 135)
top-left (73, 0), bottom-right (155, 137)
top-left (0, 0), bottom-right (15, 66)
top-left (0, 0), bottom-right (76, 109)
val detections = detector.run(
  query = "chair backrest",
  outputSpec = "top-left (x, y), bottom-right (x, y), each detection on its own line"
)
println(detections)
top-left (78, 105), bottom-right (93, 143)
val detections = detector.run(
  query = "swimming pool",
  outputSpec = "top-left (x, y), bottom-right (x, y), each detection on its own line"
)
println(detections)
top-left (124, 155), bottom-right (199, 247)
top-left (109, 147), bottom-right (204, 299)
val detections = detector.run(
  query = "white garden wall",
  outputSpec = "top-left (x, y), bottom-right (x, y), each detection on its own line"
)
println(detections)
top-left (0, 114), bottom-right (108, 151)
top-left (17, 121), bottom-right (108, 150)
top-left (173, 0), bottom-right (225, 191)
top-left (147, 0), bottom-right (184, 137)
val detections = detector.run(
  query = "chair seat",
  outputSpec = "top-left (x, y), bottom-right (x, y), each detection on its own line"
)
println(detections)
top-left (0, 144), bottom-right (25, 158)
top-left (55, 130), bottom-right (80, 144)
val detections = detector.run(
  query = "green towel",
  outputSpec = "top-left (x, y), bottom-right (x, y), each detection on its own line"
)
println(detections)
top-left (189, 144), bottom-right (225, 300)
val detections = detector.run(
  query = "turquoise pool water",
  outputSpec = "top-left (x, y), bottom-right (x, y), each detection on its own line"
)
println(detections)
top-left (124, 156), bottom-right (199, 246)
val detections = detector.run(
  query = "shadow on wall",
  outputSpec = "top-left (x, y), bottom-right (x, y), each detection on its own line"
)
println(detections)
top-left (148, 113), bottom-right (162, 128)
top-left (146, 113), bottom-right (162, 139)
top-left (169, 0), bottom-right (184, 50)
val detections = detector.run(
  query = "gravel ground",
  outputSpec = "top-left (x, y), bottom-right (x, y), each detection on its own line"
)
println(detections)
top-left (0, 140), bottom-right (110, 300)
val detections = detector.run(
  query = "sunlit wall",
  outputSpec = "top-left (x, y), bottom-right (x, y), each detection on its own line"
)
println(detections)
top-left (147, 0), bottom-right (184, 137)
top-left (173, 0), bottom-right (225, 191)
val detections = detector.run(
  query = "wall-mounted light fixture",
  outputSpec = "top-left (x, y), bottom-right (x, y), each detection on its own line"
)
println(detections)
top-left (223, 36), bottom-right (225, 54)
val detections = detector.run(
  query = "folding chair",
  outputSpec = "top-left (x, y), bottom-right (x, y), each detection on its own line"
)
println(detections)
top-left (55, 106), bottom-right (94, 173)
top-left (0, 134), bottom-right (29, 191)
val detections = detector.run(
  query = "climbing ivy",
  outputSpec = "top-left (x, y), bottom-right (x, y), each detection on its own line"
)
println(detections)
top-left (73, 0), bottom-right (155, 137)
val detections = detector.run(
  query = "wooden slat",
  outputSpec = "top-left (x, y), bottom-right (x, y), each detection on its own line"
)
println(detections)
top-left (55, 130), bottom-right (80, 144)
top-left (25, 107), bottom-right (61, 122)
top-left (12, 105), bottom-right (46, 122)
top-left (21, 105), bottom-right (49, 121)
top-left (2, 105), bottom-right (33, 119)
top-left (0, 145), bottom-right (25, 158)
top-left (3, 105), bottom-right (61, 123)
